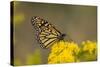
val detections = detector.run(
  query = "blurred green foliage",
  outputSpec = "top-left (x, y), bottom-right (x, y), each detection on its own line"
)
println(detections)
top-left (14, 49), bottom-right (41, 66)
top-left (14, 58), bottom-right (22, 66)
top-left (14, 13), bottom-right (25, 25)
top-left (26, 49), bottom-right (41, 65)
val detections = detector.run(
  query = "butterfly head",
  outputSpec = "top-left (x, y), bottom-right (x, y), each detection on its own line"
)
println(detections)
top-left (58, 34), bottom-right (66, 40)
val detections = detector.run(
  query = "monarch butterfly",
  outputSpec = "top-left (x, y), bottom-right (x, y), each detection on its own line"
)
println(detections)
top-left (31, 16), bottom-right (67, 48)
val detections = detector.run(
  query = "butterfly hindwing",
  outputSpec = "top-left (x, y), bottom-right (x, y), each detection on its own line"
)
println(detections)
top-left (37, 28), bottom-right (58, 48)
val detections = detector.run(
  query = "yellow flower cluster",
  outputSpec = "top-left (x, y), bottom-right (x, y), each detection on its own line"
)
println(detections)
top-left (48, 40), bottom-right (80, 64)
top-left (82, 40), bottom-right (97, 54)
top-left (80, 40), bottom-right (97, 61)
top-left (48, 40), bottom-right (97, 64)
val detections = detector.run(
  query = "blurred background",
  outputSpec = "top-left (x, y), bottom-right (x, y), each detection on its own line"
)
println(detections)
top-left (12, 1), bottom-right (97, 65)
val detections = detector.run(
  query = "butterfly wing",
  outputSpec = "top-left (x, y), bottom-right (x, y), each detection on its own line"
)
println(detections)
top-left (31, 16), bottom-right (62, 48)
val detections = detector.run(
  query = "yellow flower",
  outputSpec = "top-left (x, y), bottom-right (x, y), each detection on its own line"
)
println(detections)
top-left (48, 40), bottom-right (80, 64)
top-left (80, 40), bottom-right (97, 61)
top-left (59, 49), bottom-right (75, 63)
top-left (82, 40), bottom-right (97, 54)
top-left (66, 42), bottom-right (80, 55)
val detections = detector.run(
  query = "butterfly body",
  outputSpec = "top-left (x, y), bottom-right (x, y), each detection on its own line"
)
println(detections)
top-left (31, 16), bottom-right (66, 48)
